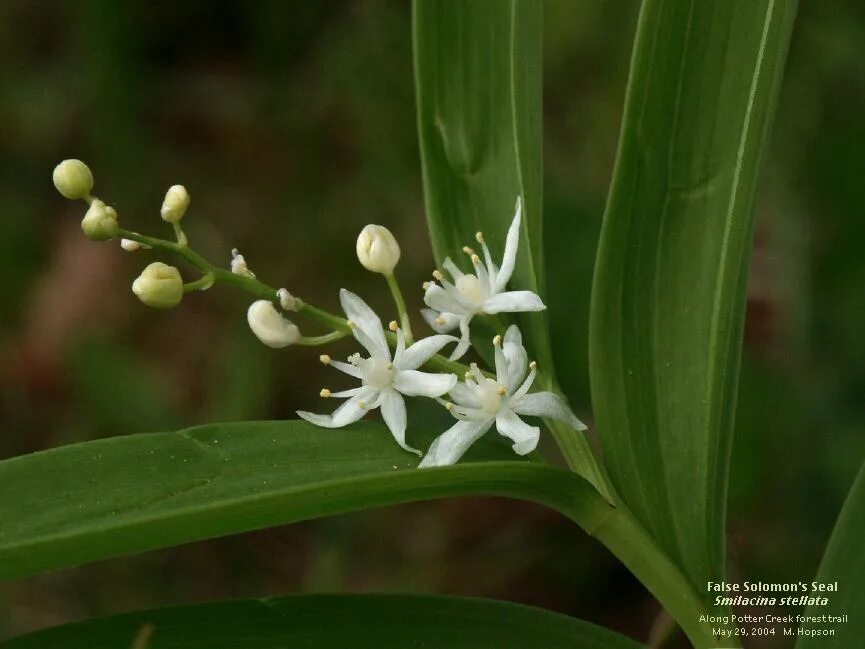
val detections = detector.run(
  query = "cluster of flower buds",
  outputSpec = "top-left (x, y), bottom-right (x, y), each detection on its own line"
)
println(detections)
top-left (52, 159), bottom-right (196, 310)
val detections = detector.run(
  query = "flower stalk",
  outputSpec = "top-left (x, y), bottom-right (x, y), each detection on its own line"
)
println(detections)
top-left (385, 272), bottom-right (414, 344)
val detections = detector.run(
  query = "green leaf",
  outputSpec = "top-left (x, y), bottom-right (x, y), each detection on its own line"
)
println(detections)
top-left (0, 420), bottom-right (722, 645)
top-left (796, 462), bottom-right (865, 648)
top-left (588, 0), bottom-right (797, 592)
top-left (1, 594), bottom-right (644, 648)
top-left (412, 0), bottom-right (605, 493)
top-left (0, 420), bottom-right (609, 582)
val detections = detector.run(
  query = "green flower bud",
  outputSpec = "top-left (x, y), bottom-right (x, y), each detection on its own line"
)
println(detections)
top-left (132, 262), bottom-right (184, 309)
top-left (161, 185), bottom-right (190, 223)
top-left (81, 199), bottom-right (119, 241)
top-left (356, 224), bottom-right (401, 274)
top-left (53, 159), bottom-right (94, 200)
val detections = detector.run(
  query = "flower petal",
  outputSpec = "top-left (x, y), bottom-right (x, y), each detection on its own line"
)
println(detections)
top-left (424, 284), bottom-right (471, 316)
top-left (504, 323), bottom-right (522, 346)
top-left (393, 369), bottom-right (456, 397)
top-left (502, 327), bottom-right (528, 393)
top-left (442, 257), bottom-right (464, 280)
top-left (511, 391), bottom-right (587, 431)
top-left (478, 240), bottom-right (498, 284)
top-left (448, 381), bottom-right (480, 409)
top-left (297, 387), bottom-right (378, 429)
top-left (329, 387), bottom-right (365, 398)
top-left (495, 408), bottom-right (540, 455)
top-left (339, 289), bottom-right (389, 359)
top-left (329, 360), bottom-right (363, 379)
top-left (396, 334), bottom-right (458, 370)
top-left (394, 326), bottom-right (406, 361)
top-left (511, 363), bottom-right (537, 400)
top-left (421, 308), bottom-right (461, 334)
top-left (494, 340), bottom-right (509, 386)
top-left (483, 290), bottom-right (546, 314)
top-left (494, 197), bottom-right (522, 292)
top-left (448, 316), bottom-right (472, 360)
top-left (418, 419), bottom-right (493, 468)
top-left (380, 389), bottom-right (420, 456)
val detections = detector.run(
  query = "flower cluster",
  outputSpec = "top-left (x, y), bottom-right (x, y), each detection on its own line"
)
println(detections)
top-left (53, 160), bottom-right (587, 467)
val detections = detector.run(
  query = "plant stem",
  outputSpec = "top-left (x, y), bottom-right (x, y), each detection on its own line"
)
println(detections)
top-left (172, 222), bottom-right (188, 247)
top-left (116, 228), bottom-right (472, 378)
top-left (297, 331), bottom-right (349, 346)
top-left (385, 273), bottom-right (414, 344)
top-left (183, 273), bottom-right (214, 293)
top-left (584, 504), bottom-right (729, 649)
top-left (648, 610), bottom-right (678, 648)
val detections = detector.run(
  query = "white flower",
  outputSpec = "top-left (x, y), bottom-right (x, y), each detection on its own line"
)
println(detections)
top-left (356, 224), bottom-right (401, 274)
top-left (247, 300), bottom-right (300, 348)
top-left (161, 185), bottom-right (190, 223)
top-left (298, 289), bottom-right (458, 455)
top-left (53, 159), bottom-right (93, 200)
top-left (420, 325), bottom-right (586, 468)
top-left (422, 197), bottom-right (545, 359)
top-left (132, 262), bottom-right (183, 309)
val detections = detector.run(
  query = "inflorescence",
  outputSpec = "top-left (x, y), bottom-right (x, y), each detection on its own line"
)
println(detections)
top-left (52, 159), bottom-right (587, 467)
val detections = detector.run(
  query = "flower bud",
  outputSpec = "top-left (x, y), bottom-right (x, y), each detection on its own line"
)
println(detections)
top-left (53, 159), bottom-right (94, 200)
top-left (161, 185), bottom-right (190, 223)
top-left (132, 262), bottom-right (183, 309)
top-left (247, 300), bottom-right (300, 348)
top-left (356, 224), bottom-right (400, 274)
top-left (81, 199), bottom-right (119, 241)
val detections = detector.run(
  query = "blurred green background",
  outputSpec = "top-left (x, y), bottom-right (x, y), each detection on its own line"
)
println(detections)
top-left (0, 1), bottom-right (862, 646)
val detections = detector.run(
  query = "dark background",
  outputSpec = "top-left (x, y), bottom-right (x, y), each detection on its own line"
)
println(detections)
top-left (0, 2), bottom-right (863, 646)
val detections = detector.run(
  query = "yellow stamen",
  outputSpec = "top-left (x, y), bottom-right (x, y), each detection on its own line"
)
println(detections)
top-left (529, 361), bottom-right (537, 369)
top-left (464, 371), bottom-right (473, 381)
top-left (389, 320), bottom-right (398, 332)
top-left (445, 402), bottom-right (454, 411)
top-left (320, 388), bottom-right (332, 398)
top-left (319, 354), bottom-right (331, 365)
top-left (497, 386), bottom-right (507, 396)
top-left (434, 316), bottom-right (446, 326)
top-left (493, 335), bottom-right (502, 346)
top-left (462, 246), bottom-right (475, 255)
top-left (347, 320), bottom-right (357, 329)
top-left (470, 254), bottom-right (480, 264)
top-left (475, 231), bottom-right (485, 243)
top-left (422, 281), bottom-right (431, 290)
top-left (432, 270), bottom-right (444, 281)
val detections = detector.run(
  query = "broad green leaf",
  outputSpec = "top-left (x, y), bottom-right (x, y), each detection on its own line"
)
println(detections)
top-left (1, 593), bottom-right (644, 648)
top-left (0, 420), bottom-right (721, 645)
top-left (589, 0), bottom-right (797, 593)
top-left (412, 0), bottom-right (606, 493)
top-left (0, 420), bottom-right (609, 582)
top-left (796, 462), bottom-right (865, 649)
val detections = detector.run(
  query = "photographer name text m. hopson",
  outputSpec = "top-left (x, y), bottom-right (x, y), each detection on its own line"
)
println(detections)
top-left (707, 581), bottom-right (837, 593)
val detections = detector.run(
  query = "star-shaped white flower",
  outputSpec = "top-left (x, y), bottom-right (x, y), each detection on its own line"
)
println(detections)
top-left (298, 289), bottom-right (458, 455)
top-left (419, 326), bottom-right (586, 468)
top-left (421, 197), bottom-right (546, 360)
